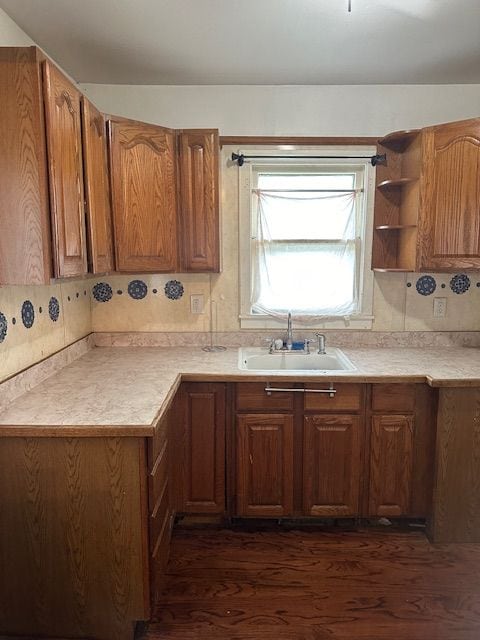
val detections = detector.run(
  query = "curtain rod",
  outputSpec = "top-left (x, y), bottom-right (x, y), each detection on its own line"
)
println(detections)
top-left (231, 152), bottom-right (386, 167)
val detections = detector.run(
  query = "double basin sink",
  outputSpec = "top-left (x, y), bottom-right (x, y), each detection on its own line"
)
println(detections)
top-left (239, 347), bottom-right (356, 372)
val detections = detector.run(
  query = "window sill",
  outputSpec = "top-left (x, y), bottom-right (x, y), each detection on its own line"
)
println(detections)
top-left (239, 314), bottom-right (374, 330)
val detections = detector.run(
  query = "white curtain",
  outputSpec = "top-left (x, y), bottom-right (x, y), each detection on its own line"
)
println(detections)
top-left (251, 190), bottom-right (359, 322)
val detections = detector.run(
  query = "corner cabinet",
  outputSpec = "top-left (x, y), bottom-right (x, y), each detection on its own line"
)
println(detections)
top-left (0, 47), bottom-right (112, 284)
top-left (373, 117), bottom-right (480, 272)
top-left (108, 116), bottom-right (178, 272)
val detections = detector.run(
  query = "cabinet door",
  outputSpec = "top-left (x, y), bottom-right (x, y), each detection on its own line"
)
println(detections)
top-left (81, 98), bottom-right (114, 274)
top-left (369, 414), bottom-right (414, 516)
top-left (108, 117), bottom-right (178, 272)
top-left (236, 414), bottom-right (294, 517)
top-left (0, 47), bottom-right (52, 285)
top-left (178, 130), bottom-right (220, 272)
top-left (43, 60), bottom-right (87, 278)
top-left (419, 118), bottom-right (480, 270)
top-left (176, 383), bottom-right (226, 514)
top-left (303, 415), bottom-right (362, 517)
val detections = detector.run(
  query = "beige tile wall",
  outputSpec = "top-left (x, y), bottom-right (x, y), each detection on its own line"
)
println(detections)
top-left (93, 147), bottom-right (480, 335)
top-left (0, 278), bottom-right (92, 382)
top-left (3, 148), bottom-right (480, 383)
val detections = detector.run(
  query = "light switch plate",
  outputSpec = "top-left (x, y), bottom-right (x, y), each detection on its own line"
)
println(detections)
top-left (433, 297), bottom-right (447, 318)
top-left (190, 294), bottom-right (205, 314)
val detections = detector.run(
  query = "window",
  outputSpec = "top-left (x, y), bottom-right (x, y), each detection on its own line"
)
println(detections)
top-left (238, 147), bottom-right (375, 329)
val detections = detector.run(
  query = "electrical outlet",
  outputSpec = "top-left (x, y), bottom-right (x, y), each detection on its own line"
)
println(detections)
top-left (433, 297), bottom-right (447, 318)
top-left (190, 294), bottom-right (204, 314)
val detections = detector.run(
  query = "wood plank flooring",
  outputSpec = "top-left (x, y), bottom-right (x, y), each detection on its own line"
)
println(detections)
top-left (142, 527), bottom-right (480, 640)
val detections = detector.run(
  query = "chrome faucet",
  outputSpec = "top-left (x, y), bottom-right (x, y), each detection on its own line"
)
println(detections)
top-left (315, 332), bottom-right (326, 355)
top-left (286, 312), bottom-right (293, 350)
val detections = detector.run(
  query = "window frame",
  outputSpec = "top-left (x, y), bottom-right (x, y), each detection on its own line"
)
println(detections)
top-left (238, 145), bottom-right (376, 329)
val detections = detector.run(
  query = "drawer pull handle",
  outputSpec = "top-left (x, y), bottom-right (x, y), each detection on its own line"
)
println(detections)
top-left (265, 385), bottom-right (336, 398)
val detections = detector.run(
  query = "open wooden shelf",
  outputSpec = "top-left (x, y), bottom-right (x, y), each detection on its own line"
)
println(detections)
top-left (377, 177), bottom-right (417, 190)
top-left (378, 129), bottom-right (420, 151)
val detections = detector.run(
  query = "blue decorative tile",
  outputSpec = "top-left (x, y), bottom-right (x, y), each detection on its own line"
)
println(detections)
top-left (450, 273), bottom-right (470, 294)
top-left (416, 275), bottom-right (436, 296)
top-left (92, 282), bottom-right (113, 302)
top-left (21, 300), bottom-right (35, 328)
top-left (164, 280), bottom-right (184, 300)
top-left (128, 279), bottom-right (148, 300)
top-left (48, 297), bottom-right (60, 322)
top-left (0, 312), bottom-right (7, 343)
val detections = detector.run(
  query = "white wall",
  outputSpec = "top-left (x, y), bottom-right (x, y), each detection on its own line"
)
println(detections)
top-left (81, 83), bottom-right (480, 136)
top-left (0, 7), bottom-right (33, 45)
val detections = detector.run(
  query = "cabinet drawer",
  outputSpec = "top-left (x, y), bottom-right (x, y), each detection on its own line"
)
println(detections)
top-left (150, 481), bottom-right (170, 552)
top-left (304, 383), bottom-right (363, 412)
top-left (148, 416), bottom-right (168, 472)
top-left (149, 438), bottom-right (168, 512)
top-left (236, 382), bottom-right (295, 411)
top-left (371, 384), bottom-right (415, 413)
top-left (150, 509), bottom-right (174, 608)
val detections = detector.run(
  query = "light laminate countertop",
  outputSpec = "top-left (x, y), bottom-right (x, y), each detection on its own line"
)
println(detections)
top-left (1, 345), bottom-right (480, 436)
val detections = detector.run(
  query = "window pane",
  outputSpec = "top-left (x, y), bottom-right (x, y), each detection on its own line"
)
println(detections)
top-left (258, 173), bottom-right (355, 191)
top-left (255, 191), bottom-right (355, 240)
top-left (253, 242), bottom-right (356, 314)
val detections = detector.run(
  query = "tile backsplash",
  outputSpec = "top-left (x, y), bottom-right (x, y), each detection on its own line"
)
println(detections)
top-left (0, 279), bottom-right (92, 382)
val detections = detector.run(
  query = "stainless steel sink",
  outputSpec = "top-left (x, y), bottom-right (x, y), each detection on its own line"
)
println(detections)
top-left (238, 347), bottom-right (356, 372)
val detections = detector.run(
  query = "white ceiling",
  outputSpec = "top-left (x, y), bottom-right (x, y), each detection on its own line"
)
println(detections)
top-left (1, 0), bottom-right (479, 85)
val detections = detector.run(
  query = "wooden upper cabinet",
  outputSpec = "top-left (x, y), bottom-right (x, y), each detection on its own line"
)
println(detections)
top-left (374, 118), bottom-right (480, 272)
top-left (0, 47), bottom-right (52, 285)
top-left (108, 117), bottom-right (178, 272)
top-left (178, 130), bottom-right (220, 272)
top-left (81, 98), bottom-right (114, 273)
top-left (418, 118), bottom-right (480, 270)
top-left (43, 60), bottom-right (87, 278)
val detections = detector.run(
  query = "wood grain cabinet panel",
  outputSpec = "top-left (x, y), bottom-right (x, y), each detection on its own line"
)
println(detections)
top-left (81, 97), bottom-right (114, 273)
top-left (236, 413), bottom-right (294, 517)
top-left (178, 129), bottom-right (220, 272)
top-left (303, 415), bottom-right (362, 516)
top-left (418, 118), bottom-right (480, 270)
top-left (373, 118), bottom-right (480, 272)
top-left (108, 116), bottom-right (178, 272)
top-left (43, 60), bottom-right (87, 277)
top-left (0, 47), bottom-right (52, 285)
top-left (0, 437), bottom-right (149, 640)
top-left (369, 414), bottom-right (414, 516)
top-left (174, 383), bottom-right (226, 514)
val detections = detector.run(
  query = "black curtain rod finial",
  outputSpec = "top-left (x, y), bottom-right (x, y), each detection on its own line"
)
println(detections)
top-left (231, 152), bottom-right (245, 166)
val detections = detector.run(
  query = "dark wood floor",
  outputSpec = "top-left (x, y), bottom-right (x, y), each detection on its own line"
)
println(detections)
top-left (142, 527), bottom-right (480, 640)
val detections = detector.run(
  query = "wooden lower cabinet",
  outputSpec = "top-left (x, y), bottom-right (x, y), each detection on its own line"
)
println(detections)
top-left (171, 382), bottom-right (226, 514)
top-left (368, 414), bottom-right (415, 516)
top-left (0, 437), bottom-right (150, 640)
top-left (236, 413), bottom-right (294, 517)
top-left (303, 414), bottom-right (362, 516)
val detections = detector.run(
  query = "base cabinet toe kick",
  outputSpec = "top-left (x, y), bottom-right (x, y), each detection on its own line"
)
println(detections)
top-left (1, 381), bottom-right (478, 639)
